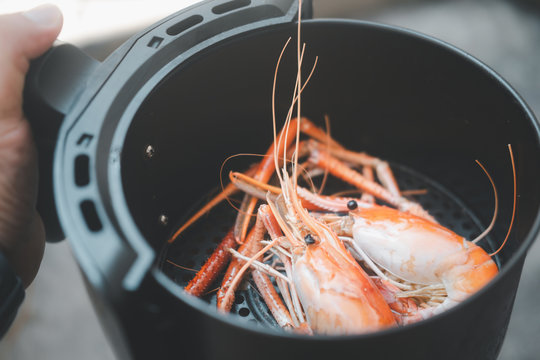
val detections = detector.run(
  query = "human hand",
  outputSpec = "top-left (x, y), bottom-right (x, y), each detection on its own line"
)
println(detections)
top-left (0, 4), bottom-right (63, 287)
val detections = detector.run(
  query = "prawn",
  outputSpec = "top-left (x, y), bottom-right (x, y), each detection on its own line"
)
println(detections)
top-left (295, 145), bottom-right (515, 324)
top-left (263, 174), bottom-right (398, 334)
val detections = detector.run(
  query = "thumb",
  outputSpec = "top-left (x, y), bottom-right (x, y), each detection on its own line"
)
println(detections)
top-left (0, 4), bottom-right (63, 126)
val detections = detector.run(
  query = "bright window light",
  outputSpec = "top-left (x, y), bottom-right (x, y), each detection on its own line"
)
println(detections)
top-left (0, 0), bottom-right (201, 44)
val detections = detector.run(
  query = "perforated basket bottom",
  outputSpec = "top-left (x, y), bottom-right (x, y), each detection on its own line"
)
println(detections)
top-left (159, 163), bottom-right (499, 329)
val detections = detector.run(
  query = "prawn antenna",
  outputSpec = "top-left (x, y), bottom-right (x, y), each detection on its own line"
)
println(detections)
top-left (317, 114), bottom-right (332, 195)
top-left (272, 36), bottom-right (292, 186)
top-left (471, 160), bottom-right (498, 244)
top-left (490, 144), bottom-right (516, 257)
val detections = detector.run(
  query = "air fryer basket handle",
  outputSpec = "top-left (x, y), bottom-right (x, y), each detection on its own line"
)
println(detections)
top-left (22, 0), bottom-right (312, 245)
top-left (23, 44), bottom-right (99, 242)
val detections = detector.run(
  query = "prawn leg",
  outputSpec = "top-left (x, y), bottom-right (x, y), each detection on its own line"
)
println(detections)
top-left (218, 206), bottom-right (296, 332)
top-left (251, 270), bottom-right (295, 330)
top-left (308, 139), bottom-right (401, 197)
top-left (297, 119), bottom-right (401, 197)
top-left (259, 204), bottom-right (310, 331)
top-left (184, 228), bottom-right (237, 297)
top-left (298, 117), bottom-right (343, 149)
top-left (371, 278), bottom-right (420, 325)
top-left (308, 146), bottom-right (435, 222)
top-left (222, 205), bottom-right (304, 331)
top-left (230, 170), bottom-right (366, 213)
top-left (217, 212), bottom-right (266, 311)
top-left (234, 117), bottom-right (300, 243)
top-left (360, 166), bottom-right (376, 203)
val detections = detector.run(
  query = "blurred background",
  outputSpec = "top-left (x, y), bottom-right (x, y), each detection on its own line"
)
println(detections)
top-left (0, 0), bottom-right (539, 359)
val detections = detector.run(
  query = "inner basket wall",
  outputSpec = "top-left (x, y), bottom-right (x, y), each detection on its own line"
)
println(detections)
top-left (121, 21), bottom-right (540, 265)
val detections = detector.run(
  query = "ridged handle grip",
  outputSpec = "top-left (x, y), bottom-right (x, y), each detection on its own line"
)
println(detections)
top-left (23, 44), bottom-right (99, 242)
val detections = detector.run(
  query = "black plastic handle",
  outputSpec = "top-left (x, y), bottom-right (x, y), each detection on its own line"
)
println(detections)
top-left (23, 44), bottom-right (99, 242)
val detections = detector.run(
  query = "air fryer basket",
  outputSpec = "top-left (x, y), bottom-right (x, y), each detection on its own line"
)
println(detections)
top-left (116, 20), bottom-right (539, 359)
top-left (23, 0), bottom-right (540, 359)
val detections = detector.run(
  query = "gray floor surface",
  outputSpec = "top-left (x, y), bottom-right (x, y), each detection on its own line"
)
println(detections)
top-left (1, 0), bottom-right (540, 359)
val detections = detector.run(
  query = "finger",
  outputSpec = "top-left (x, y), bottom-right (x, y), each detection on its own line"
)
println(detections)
top-left (0, 4), bottom-right (63, 126)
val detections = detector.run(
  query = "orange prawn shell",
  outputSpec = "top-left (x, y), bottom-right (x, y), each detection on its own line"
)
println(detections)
top-left (355, 205), bottom-right (463, 241)
top-left (293, 239), bottom-right (396, 334)
top-left (351, 205), bottom-right (499, 299)
top-left (442, 245), bottom-right (498, 301)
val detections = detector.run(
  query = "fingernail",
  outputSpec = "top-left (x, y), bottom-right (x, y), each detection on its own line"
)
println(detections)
top-left (22, 4), bottom-right (62, 28)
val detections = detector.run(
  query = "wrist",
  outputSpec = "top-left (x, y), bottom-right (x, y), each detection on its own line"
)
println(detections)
top-left (0, 250), bottom-right (25, 339)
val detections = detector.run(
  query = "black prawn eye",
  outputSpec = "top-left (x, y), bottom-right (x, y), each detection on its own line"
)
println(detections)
top-left (304, 234), bottom-right (316, 245)
top-left (347, 200), bottom-right (358, 210)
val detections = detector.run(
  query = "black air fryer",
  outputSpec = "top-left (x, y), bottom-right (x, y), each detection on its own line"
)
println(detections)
top-left (23, 0), bottom-right (540, 359)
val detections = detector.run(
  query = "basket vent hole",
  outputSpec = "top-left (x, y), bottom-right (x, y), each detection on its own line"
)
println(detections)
top-left (166, 15), bottom-right (203, 36)
top-left (238, 307), bottom-right (250, 317)
top-left (74, 155), bottom-right (90, 187)
top-left (212, 0), bottom-right (250, 15)
top-left (147, 36), bottom-right (164, 49)
top-left (80, 200), bottom-right (103, 232)
top-left (234, 295), bottom-right (245, 305)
